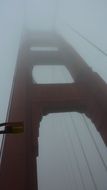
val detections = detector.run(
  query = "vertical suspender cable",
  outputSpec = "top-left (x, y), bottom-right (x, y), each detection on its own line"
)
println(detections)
top-left (59, 114), bottom-right (81, 190)
top-left (69, 113), bottom-right (98, 190)
top-left (82, 114), bottom-right (107, 171)
top-left (62, 114), bottom-right (87, 190)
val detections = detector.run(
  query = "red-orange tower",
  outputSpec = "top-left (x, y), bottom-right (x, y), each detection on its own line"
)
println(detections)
top-left (0, 31), bottom-right (107, 190)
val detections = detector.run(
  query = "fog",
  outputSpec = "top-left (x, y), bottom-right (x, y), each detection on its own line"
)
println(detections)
top-left (0, 0), bottom-right (107, 189)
